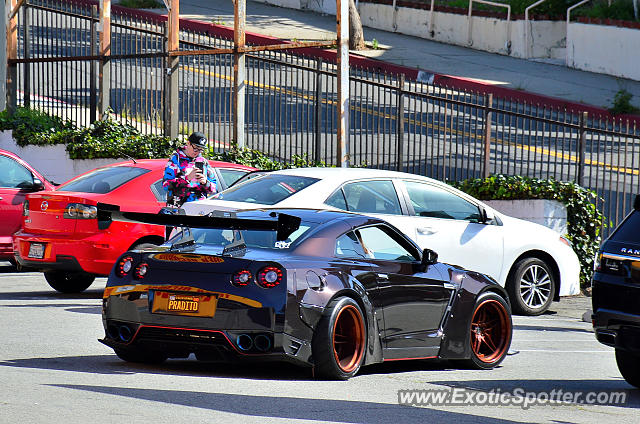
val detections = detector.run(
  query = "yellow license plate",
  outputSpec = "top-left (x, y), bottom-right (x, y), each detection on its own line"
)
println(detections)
top-left (152, 292), bottom-right (217, 317)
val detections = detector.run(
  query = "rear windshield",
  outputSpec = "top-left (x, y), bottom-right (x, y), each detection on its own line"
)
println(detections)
top-left (175, 224), bottom-right (314, 250)
top-left (609, 211), bottom-right (640, 243)
top-left (213, 174), bottom-right (318, 205)
top-left (57, 166), bottom-right (150, 194)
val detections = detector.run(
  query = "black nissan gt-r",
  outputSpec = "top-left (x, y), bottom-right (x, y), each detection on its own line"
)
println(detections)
top-left (99, 206), bottom-right (512, 380)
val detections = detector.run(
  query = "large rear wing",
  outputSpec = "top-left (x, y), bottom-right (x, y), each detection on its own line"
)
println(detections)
top-left (96, 203), bottom-right (301, 241)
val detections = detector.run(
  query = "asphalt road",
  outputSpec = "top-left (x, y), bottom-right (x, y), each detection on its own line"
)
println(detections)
top-left (0, 261), bottom-right (637, 424)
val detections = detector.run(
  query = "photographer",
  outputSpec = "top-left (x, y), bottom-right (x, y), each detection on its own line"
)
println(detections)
top-left (162, 132), bottom-right (217, 208)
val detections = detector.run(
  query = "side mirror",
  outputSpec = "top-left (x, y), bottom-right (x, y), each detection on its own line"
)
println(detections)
top-left (18, 178), bottom-right (45, 192)
top-left (634, 195), bottom-right (640, 211)
top-left (420, 248), bottom-right (438, 271)
top-left (31, 178), bottom-right (45, 191)
top-left (478, 206), bottom-right (494, 224)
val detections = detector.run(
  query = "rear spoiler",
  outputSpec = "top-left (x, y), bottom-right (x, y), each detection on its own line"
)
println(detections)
top-left (97, 203), bottom-right (301, 241)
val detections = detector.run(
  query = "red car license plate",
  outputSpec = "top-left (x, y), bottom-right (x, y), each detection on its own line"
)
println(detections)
top-left (28, 243), bottom-right (45, 259)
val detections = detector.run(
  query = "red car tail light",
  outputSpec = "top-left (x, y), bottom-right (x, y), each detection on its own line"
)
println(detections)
top-left (116, 256), bottom-right (134, 277)
top-left (134, 263), bottom-right (148, 279)
top-left (64, 203), bottom-right (98, 219)
top-left (257, 266), bottom-right (282, 288)
top-left (232, 270), bottom-right (253, 287)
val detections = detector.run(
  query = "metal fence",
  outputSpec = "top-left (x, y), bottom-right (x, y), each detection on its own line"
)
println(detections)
top-left (10, 0), bottom-right (640, 238)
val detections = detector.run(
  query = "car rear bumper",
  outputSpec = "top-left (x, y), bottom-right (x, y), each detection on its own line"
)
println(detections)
top-left (13, 231), bottom-right (118, 275)
top-left (592, 277), bottom-right (640, 354)
top-left (101, 292), bottom-right (313, 365)
top-left (558, 246), bottom-right (581, 297)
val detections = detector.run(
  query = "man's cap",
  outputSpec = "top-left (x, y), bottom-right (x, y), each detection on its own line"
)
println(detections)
top-left (188, 131), bottom-right (207, 148)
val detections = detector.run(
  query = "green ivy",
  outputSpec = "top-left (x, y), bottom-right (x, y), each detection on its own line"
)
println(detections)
top-left (0, 107), bottom-right (75, 146)
top-left (450, 174), bottom-right (605, 289)
top-left (209, 141), bottom-right (329, 170)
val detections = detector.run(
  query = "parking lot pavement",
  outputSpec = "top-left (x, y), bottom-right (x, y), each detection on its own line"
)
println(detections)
top-left (1, 263), bottom-right (637, 424)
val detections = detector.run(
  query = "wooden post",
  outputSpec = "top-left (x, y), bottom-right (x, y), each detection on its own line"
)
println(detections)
top-left (6, 0), bottom-right (18, 114)
top-left (165, 0), bottom-right (179, 140)
top-left (336, 0), bottom-right (350, 167)
top-left (233, 0), bottom-right (246, 148)
top-left (99, 0), bottom-right (111, 118)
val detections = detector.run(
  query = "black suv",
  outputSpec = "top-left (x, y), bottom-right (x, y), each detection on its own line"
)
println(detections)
top-left (592, 195), bottom-right (640, 388)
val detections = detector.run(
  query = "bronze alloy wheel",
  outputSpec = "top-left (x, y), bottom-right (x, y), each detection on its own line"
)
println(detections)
top-left (332, 304), bottom-right (365, 373)
top-left (470, 298), bottom-right (511, 364)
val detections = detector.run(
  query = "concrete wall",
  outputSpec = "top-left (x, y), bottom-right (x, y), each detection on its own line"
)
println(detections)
top-left (0, 131), bottom-right (123, 184)
top-left (485, 199), bottom-right (568, 234)
top-left (256, 0), bottom-right (640, 80)
top-left (567, 22), bottom-right (640, 81)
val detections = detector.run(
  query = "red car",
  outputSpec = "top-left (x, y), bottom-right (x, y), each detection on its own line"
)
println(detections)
top-left (13, 159), bottom-right (255, 292)
top-left (1, 149), bottom-right (56, 263)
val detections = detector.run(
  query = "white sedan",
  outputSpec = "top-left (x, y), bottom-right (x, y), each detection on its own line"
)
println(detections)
top-left (183, 167), bottom-right (580, 315)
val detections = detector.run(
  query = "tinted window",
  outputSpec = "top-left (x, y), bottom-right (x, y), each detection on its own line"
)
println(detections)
top-left (609, 211), bottom-right (640, 243)
top-left (58, 166), bottom-right (150, 193)
top-left (335, 232), bottom-right (367, 259)
top-left (357, 226), bottom-right (418, 261)
top-left (404, 180), bottom-right (481, 222)
top-left (0, 155), bottom-right (33, 188)
top-left (180, 224), bottom-right (314, 250)
top-left (342, 180), bottom-right (401, 215)
top-left (214, 174), bottom-right (318, 205)
top-left (217, 168), bottom-right (250, 188)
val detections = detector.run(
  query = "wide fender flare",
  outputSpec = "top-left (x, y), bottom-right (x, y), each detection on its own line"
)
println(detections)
top-left (439, 271), bottom-right (510, 360)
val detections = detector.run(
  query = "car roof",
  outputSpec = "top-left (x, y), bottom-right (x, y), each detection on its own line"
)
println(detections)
top-left (264, 167), bottom-right (440, 184)
top-left (212, 207), bottom-right (371, 225)
top-left (93, 158), bottom-right (256, 171)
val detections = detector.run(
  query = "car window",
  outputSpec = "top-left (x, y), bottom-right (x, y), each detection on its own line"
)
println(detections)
top-left (335, 231), bottom-right (367, 259)
top-left (0, 155), bottom-right (34, 188)
top-left (217, 168), bottom-right (250, 188)
top-left (341, 180), bottom-right (402, 215)
top-left (404, 180), bottom-right (482, 222)
top-left (185, 225), bottom-right (314, 250)
top-left (58, 166), bottom-right (150, 193)
top-left (325, 189), bottom-right (347, 210)
top-left (214, 174), bottom-right (318, 205)
top-left (609, 211), bottom-right (640, 243)
top-left (150, 179), bottom-right (166, 202)
top-left (356, 225), bottom-right (418, 261)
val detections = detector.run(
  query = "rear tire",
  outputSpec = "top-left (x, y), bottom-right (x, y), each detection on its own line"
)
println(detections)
top-left (463, 291), bottom-right (512, 369)
top-left (44, 271), bottom-right (95, 293)
top-left (615, 349), bottom-right (640, 388)
top-left (115, 348), bottom-right (167, 364)
top-left (312, 297), bottom-right (367, 380)
top-left (507, 257), bottom-right (555, 316)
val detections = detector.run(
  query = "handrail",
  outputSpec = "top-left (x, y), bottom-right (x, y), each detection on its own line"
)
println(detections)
top-left (524, 0), bottom-right (548, 59)
top-left (567, 0), bottom-right (591, 26)
top-left (468, 0), bottom-right (512, 54)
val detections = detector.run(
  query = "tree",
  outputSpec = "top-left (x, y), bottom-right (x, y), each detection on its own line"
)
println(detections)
top-left (349, 0), bottom-right (365, 50)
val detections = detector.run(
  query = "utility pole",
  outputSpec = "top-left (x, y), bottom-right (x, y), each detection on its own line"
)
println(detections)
top-left (233, 0), bottom-right (246, 148)
top-left (336, 0), bottom-right (350, 167)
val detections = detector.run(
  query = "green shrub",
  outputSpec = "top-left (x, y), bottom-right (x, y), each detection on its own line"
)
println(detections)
top-left (450, 174), bottom-right (605, 289)
top-left (209, 141), bottom-right (329, 170)
top-left (609, 89), bottom-right (639, 115)
top-left (0, 107), bottom-right (74, 146)
top-left (117, 0), bottom-right (163, 9)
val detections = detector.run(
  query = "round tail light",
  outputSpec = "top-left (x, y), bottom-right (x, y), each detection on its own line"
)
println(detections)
top-left (232, 270), bottom-right (253, 287)
top-left (116, 256), bottom-right (134, 277)
top-left (257, 266), bottom-right (283, 288)
top-left (134, 263), bottom-right (148, 279)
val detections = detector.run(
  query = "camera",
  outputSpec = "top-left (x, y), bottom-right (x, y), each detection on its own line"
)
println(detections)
top-left (195, 161), bottom-right (204, 172)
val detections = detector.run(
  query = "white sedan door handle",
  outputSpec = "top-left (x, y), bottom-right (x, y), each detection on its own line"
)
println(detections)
top-left (417, 226), bottom-right (437, 235)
